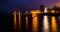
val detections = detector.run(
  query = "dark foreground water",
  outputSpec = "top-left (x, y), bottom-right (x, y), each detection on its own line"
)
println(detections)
top-left (13, 14), bottom-right (60, 32)
top-left (0, 13), bottom-right (60, 32)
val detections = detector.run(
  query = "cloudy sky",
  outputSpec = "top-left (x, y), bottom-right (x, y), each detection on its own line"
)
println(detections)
top-left (0, 0), bottom-right (60, 12)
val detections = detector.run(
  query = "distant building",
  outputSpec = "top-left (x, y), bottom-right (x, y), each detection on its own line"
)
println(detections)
top-left (39, 5), bottom-right (45, 12)
top-left (30, 9), bottom-right (43, 14)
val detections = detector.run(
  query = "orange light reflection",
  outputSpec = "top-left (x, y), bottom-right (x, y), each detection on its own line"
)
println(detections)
top-left (18, 11), bottom-right (21, 29)
top-left (32, 13), bottom-right (38, 32)
top-left (26, 16), bottom-right (28, 29)
top-left (51, 16), bottom-right (57, 32)
top-left (13, 11), bottom-right (17, 29)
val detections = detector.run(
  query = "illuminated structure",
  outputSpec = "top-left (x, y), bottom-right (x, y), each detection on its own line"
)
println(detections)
top-left (44, 8), bottom-right (48, 13)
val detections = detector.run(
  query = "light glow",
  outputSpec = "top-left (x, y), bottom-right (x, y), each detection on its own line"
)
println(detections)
top-left (51, 10), bottom-right (55, 13)
top-left (51, 16), bottom-right (57, 32)
top-left (18, 11), bottom-right (21, 29)
top-left (30, 10), bottom-right (41, 14)
top-left (26, 16), bottom-right (28, 29)
top-left (44, 8), bottom-right (48, 13)
top-left (43, 15), bottom-right (49, 32)
top-left (13, 11), bottom-right (17, 29)
top-left (31, 11), bottom-right (39, 32)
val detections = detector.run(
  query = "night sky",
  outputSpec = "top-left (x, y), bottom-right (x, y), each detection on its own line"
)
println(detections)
top-left (0, 0), bottom-right (60, 12)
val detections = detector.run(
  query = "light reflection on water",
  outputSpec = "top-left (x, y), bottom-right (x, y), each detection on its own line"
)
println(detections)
top-left (32, 14), bottom-right (38, 32)
top-left (51, 16), bottom-right (58, 32)
top-left (43, 15), bottom-right (49, 32)
top-left (26, 16), bottom-right (28, 29)
top-left (13, 11), bottom-right (17, 29)
top-left (13, 14), bottom-right (59, 32)
top-left (18, 11), bottom-right (21, 29)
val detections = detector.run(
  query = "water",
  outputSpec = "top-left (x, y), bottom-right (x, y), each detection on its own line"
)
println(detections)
top-left (13, 14), bottom-right (59, 32)
top-left (32, 13), bottom-right (38, 32)
top-left (16, 11), bottom-right (21, 30)
top-left (51, 16), bottom-right (58, 32)
top-left (13, 11), bottom-right (17, 30)
top-left (26, 16), bottom-right (28, 29)
top-left (43, 15), bottom-right (49, 32)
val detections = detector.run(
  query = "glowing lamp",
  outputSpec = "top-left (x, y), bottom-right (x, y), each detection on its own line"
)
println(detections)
top-left (44, 8), bottom-right (48, 13)
top-left (51, 10), bottom-right (55, 13)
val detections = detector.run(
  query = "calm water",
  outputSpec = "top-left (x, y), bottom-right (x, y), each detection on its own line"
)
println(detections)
top-left (13, 14), bottom-right (60, 32)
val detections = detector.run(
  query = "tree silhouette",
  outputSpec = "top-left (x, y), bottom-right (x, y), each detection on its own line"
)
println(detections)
top-left (52, 5), bottom-right (60, 11)
top-left (39, 5), bottom-right (45, 12)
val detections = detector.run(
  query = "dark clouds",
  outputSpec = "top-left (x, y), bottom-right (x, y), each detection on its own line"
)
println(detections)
top-left (0, 0), bottom-right (60, 12)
